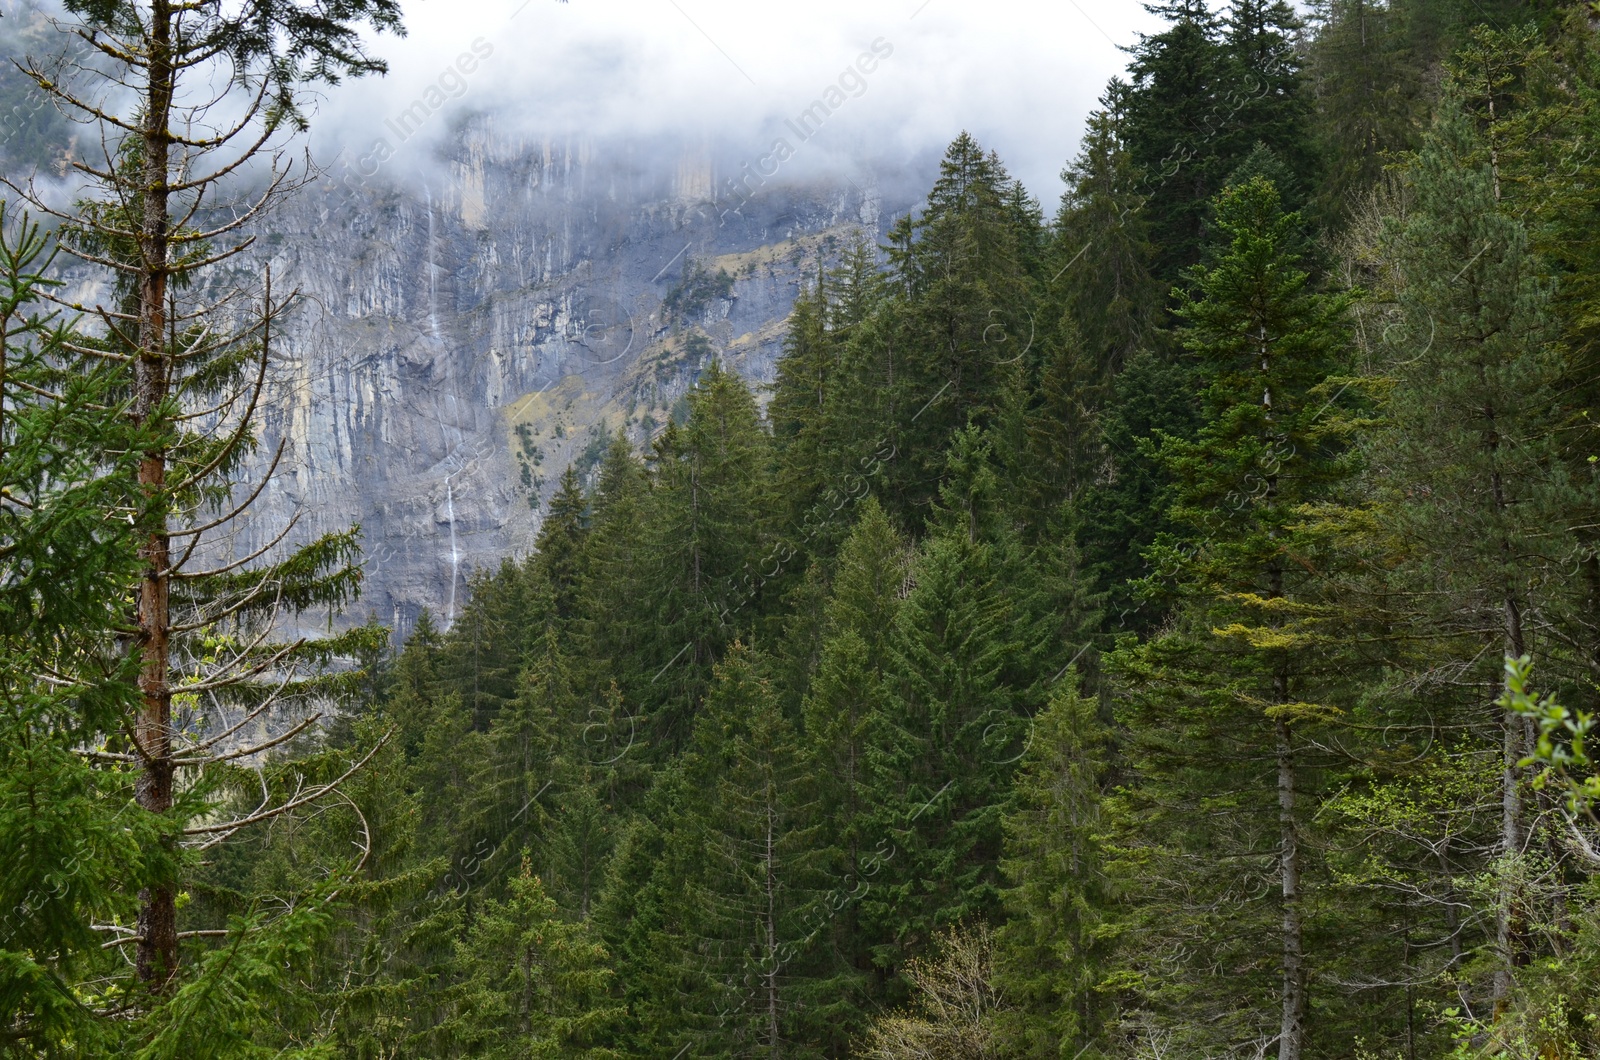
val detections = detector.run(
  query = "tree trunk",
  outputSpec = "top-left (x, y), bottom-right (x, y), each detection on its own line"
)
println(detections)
top-left (134, 0), bottom-right (177, 992)
top-left (1277, 710), bottom-right (1305, 1060)
top-left (765, 801), bottom-right (781, 1058)
top-left (1490, 455), bottom-right (1529, 1013)
top-left (1260, 323), bottom-right (1304, 1060)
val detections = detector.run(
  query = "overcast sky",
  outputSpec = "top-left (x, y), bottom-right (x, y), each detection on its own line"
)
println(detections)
top-left (308, 0), bottom-right (1165, 203)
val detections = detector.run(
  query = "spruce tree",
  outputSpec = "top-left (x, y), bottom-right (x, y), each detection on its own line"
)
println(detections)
top-left (879, 134), bottom-right (1034, 524)
top-left (638, 361), bottom-right (775, 749)
top-left (1051, 89), bottom-right (1162, 384)
top-left (440, 859), bottom-right (622, 1059)
top-left (864, 441), bottom-right (1056, 979)
top-left (1076, 349), bottom-right (1200, 636)
top-left (795, 498), bottom-right (908, 1051)
top-left (1122, 0), bottom-right (1230, 283)
top-left (1110, 176), bottom-right (1355, 1059)
top-left (6, 0), bottom-right (404, 1005)
top-left (996, 675), bottom-right (1114, 1060)
top-left (0, 210), bottom-right (153, 1050)
top-left (1221, 0), bottom-right (1319, 201)
top-left (599, 647), bottom-right (819, 1059)
top-left (533, 466), bottom-right (590, 622)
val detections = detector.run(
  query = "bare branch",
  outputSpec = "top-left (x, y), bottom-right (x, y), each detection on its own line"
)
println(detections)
top-left (183, 731), bottom-right (395, 848)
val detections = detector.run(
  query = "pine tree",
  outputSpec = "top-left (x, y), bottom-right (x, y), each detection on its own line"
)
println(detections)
top-left (1221, 0), bottom-right (1319, 201)
top-left (478, 627), bottom-right (571, 879)
top-left (1304, 0), bottom-right (1421, 214)
top-left (440, 559), bottom-right (548, 730)
top-left (1368, 100), bottom-right (1582, 1014)
top-left (1076, 349), bottom-right (1200, 636)
top-left (879, 134), bottom-right (1034, 524)
top-left (691, 645), bottom-right (821, 1057)
top-left (769, 277), bottom-right (833, 457)
top-left (638, 361), bottom-right (775, 749)
top-left (864, 522), bottom-right (1040, 974)
top-left (1122, 0), bottom-right (1230, 283)
top-left (533, 465), bottom-right (590, 622)
top-left (0, 210), bottom-right (154, 1050)
top-left (994, 318), bottom-right (1102, 544)
top-left (544, 772), bottom-right (616, 921)
top-left (571, 432), bottom-right (653, 729)
top-left (795, 498), bottom-right (908, 1052)
top-left (598, 647), bottom-right (820, 1059)
top-left (1051, 89), bottom-right (1162, 383)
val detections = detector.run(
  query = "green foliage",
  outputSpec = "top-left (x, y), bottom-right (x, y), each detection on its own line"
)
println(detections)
top-left (996, 674), bottom-right (1115, 1059)
top-left (440, 858), bottom-right (622, 1059)
top-left (17, 5), bottom-right (1600, 1056)
top-left (1501, 656), bottom-right (1599, 818)
top-left (1107, 175), bottom-right (1360, 1056)
top-left (664, 259), bottom-right (735, 320)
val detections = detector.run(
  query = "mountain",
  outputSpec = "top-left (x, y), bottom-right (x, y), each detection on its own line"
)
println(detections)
top-left (236, 119), bottom-right (918, 636)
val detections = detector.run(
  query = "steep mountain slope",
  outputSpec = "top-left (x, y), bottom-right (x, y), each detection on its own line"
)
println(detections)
top-left (243, 121), bottom-right (912, 635)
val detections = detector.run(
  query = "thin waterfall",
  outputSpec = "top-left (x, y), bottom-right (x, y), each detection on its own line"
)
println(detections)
top-left (425, 184), bottom-right (441, 339)
top-left (445, 474), bottom-right (461, 625)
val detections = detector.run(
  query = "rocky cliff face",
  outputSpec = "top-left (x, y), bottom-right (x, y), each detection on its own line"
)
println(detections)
top-left (242, 121), bottom-right (912, 637)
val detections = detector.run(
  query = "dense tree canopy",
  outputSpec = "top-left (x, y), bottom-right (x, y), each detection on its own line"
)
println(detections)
top-left (6, 0), bottom-right (1600, 1056)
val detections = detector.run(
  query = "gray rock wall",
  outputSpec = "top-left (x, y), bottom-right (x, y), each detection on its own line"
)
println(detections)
top-left (238, 123), bottom-right (912, 637)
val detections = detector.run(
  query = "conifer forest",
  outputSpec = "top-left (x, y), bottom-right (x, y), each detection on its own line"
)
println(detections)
top-left (6, 0), bottom-right (1600, 1056)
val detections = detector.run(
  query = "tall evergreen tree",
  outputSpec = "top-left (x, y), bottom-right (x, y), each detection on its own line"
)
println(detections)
top-left (1222, 0), bottom-right (1319, 200)
top-left (863, 437), bottom-right (1059, 982)
top-left (1051, 88), bottom-right (1162, 384)
top-left (0, 210), bottom-right (153, 1050)
top-left (534, 466), bottom-right (591, 622)
top-left (795, 498), bottom-right (908, 1052)
top-left (879, 133), bottom-right (1035, 525)
top-left (439, 859), bottom-right (622, 1058)
top-left (6, 0), bottom-right (404, 1005)
top-left (996, 674), bottom-right (1114, 1060)
top-left (600, 646), bottom-right (819, 1058)
top-left (1111, 176), bottom-right (1355, 1059)
top-left (638, 361), bottom-right (775, 749)
top-left (1123, 0), bottom-right (1230, 283)
top-left (1369, 100), bottom-right (1581, 1013)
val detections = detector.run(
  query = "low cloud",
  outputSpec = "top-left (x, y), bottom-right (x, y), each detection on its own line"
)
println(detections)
top-left (306, 0), bottom-right (1161, 204)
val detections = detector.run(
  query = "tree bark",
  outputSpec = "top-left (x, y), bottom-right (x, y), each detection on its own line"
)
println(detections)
top-left (133, 0), bottom-right (177, 992)
top-left (1260, 319), bottom-right (1304, 1060)
top-left (1489, 451), bottom-right (1529, 1014)
top-left (765, 800), bottom-right (781, 1057)
top-left (1277, 710), bottom-right (1305, 1060)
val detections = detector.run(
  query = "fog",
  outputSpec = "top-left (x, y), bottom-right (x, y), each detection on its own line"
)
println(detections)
top-left (305, 0), bottom-right (1164, 206)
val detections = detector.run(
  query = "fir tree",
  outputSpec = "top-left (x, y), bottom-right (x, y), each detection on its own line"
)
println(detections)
top-left (0, 210), bottom-right (152, 1050)
top-left (1221, 0), bottom-right (1319, 201)
top-left (1122, 0), bottom-right (1230, 283)
top-left (534, 465), bottom-right (591, 622)
top-left (1051, 89), bottom-right (1162, 383)
top-left (6, 0), bottom-right (403, 1008)
top-left (796, 498), bottom-right (908, 1051)
top-left (880, 133), bottom-right (1034, 524)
